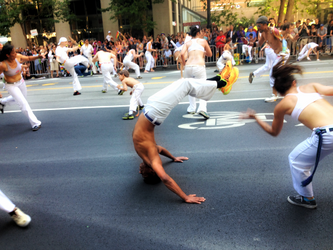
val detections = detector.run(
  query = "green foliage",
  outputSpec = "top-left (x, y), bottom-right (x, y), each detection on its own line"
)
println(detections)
top-left (0, 0), bottom-right (75, 37)
top-left (254, 0), bottom-right (276, 17)
top-left (101, 0), bottom-right (165, 35)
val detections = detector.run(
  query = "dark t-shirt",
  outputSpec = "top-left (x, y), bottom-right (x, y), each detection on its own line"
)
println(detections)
top-left (152, 42), bottom-right (161, 50)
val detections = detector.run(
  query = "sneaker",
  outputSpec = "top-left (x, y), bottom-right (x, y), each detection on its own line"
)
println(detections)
top-left (90, 71), bottom-right (93, 76)
top-left (73, 91), bottom-right (81, 96)
top-left (187, 111), bottom-right (195, 114)
top-left (287, 195), bottom-right (317, 209)
top-left (307, 57), bottom-right (311, 61)
top-left (10, 208), bottom-right (31, 227)
top-left (198, 111), bottom-right (210, 119)
top-left (118, 89), bottom-right (124, 95)
top-left (114, 74), bottom-right (118, 77)
top-left (317, 59), bottom-right (320, 61)
top-left (137, 76), bottom-right (143, 79)
top-left (249, 72), bottom-right (254, 84)
top-left (139, 105), bottom-right (144, 110)
top-left (0, 102), bottom-right (5, 114)
top-left (214, 69), bottom-right (219, 73)
top-left (122, 113), bottom-right (134, 120)
top-left (264, 94), bottom-right (277, 102)
top-left (32, 124), bottom-right (41, 131)
top-left (102, 89), bottom-right (107, 93)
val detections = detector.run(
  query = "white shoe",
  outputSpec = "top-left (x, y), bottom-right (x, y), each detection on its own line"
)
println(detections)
top-left (265, 94), bottom-right (277, 103)
top-left (11, 208), bottom-right (31, 227)
top-left (307, 57), bottom-right (311, 61)
top-left (317, 59), bottom-right (320, 61)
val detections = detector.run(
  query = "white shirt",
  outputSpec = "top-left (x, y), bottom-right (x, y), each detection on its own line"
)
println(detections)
top-left (81, 44), bottom-right (93, 57)
top-left (164, 50), bottom-right (171, 57)
top-left (106, 35), bottom-right (112, 42)
top-left (55, 46), bottom-right (69, 64)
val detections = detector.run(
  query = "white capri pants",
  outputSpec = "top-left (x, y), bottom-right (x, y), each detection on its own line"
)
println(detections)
top-left (101, 63), bottom-right (118, 92)
top-left (297, 43), bottom-right (319, 61)
top-left (270, 50), bottom-right (290, 88)
top-left (2, 78), bottom-right (41, 128)
top-left (288, 126), bottom-right (333, 198)
top-left (123, 57), bottom-right (141, 78)
top-left (145, 51), bottom-right (154, 71)
top-left (253, 48), bottom-right (276, 77)
top-left (0, 189), bottom-right (16, 213)
top-left (185, 65), bottom-right (207, 113)
top-left (129, 83), bottom-right (144, 113)
top-left (242, 45), bottom-right (253, 61)
top-left (64, 55), bottom-right (89, 91)
top-left (111, 58), bottom-right (117, 75)
top-left (216, 51), bottom-right (235, 71)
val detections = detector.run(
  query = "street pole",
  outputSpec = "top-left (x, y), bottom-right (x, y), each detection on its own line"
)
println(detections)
top-left (207, 0), bottom-right (211, 30)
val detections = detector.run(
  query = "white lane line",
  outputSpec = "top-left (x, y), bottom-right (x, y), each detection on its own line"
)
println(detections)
top-left (3, 96), bottom-right (281, 113)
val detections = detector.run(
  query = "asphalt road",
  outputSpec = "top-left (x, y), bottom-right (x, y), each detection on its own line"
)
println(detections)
top-left (1, 60), bottom-right (333, 249)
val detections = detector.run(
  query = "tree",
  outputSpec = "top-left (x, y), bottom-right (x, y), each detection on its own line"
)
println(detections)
top-left (0, 0), bottom-right (76, 46)
top-left (101, 0), bottom-right (165, 37)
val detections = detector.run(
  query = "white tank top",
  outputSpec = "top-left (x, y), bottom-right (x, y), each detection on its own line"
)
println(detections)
top-left (286, 87), bottom-right (323, 120)
top-left (126, 49), bottom-right (134, 61)
top-left (188, 39), bottom-right (205, 53)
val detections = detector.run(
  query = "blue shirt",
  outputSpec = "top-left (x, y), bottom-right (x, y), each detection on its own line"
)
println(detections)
top-left (246, 31), bottom-right (257, 40)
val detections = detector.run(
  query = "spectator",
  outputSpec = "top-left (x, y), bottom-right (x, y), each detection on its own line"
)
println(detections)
top-left (163, 45), bottom-right (172, 67)
top-left (310, 24), bottom-right (317, 43)
top-left (235, 25), bottom-right (245, 55)
top-left (246, 26), bottom-right (257, 41)
top-left (328, 20), bottom-right (333, 53)
top-left (314, 18), bottom-right (320, 29)
top-left (289, 23), bottom-right (298, 55)
top-left (226, 25), bottom-right (236, 43)
top-left (269, 18), bottom-right (276, 27)
top-left (106, 31), bottom-right (112, 42)
top-left (22, 62), bottom-right (31, 80)
top-left (32, 49), bottom-right (42, 75)
top-left (317, 24), bottom-right (327, 52)
top-left (48, 44), bottom-right (59, 78)
top-left (215, 30), bottom-right (226, 55)
top-left (306, 19), bottom-right (312, 30)
top-left (161, 33), bottom-right (168, 49)
top-left (298, 22), bottom-right (309, 50)
top-left (137, 39), bottom-right (144, 68)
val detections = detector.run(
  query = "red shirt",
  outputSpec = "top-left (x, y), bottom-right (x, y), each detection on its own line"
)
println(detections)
top-left (215, 35), bottom-right (226, 48)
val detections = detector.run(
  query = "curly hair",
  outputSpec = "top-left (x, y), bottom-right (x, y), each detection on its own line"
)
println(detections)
top-left (272, 60), bottom-right (303, 95)
top-left (139, 162), bottom-right (161, 184)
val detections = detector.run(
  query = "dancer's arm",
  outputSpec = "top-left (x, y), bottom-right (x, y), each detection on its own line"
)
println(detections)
top-left (311, 83), bottom-right (333, 96)
top-left (16, 53), bottom-right (45, 63)
top-left (156, 145), bottom-right (188, 162)
top-left (117, 79), bottom-right (128, 91)
top-left (204, 40), bottom-right (212, 57)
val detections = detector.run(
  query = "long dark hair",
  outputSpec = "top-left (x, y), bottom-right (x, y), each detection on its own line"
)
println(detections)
top-left (272, 61), bottom-right (303, 95)
top-left (190, 25), bottom-right (201, 37)
top-left (0, 44), bottom-right (14, 62)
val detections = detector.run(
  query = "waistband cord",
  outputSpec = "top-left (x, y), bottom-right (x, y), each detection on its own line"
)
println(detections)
top-left (301, 128), bottom-right (326, 187)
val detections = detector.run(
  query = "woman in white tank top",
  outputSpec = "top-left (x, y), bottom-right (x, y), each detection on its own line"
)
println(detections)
top-left (180, 25), bottom-right (212, 119)
top-left (144, 37), bottom-right (156, 73)
top-left (242, 61), bottom-right (333, 209)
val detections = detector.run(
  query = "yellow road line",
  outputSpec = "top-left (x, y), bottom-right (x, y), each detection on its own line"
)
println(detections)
top-left (42, 83), bottom-right (57, 86)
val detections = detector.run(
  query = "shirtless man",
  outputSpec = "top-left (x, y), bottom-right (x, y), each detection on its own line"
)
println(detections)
top-left (123, 49), bottom-right (144, 79)
top-left (133, 73), bottom-right (233, 203)
top-left (253, 16), bottom-right (291, 102)
top-left (92, 50), bottom-right (121, 94)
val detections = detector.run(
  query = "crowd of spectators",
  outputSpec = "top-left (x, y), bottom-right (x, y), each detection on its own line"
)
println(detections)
top-left (11, 17), bottom-right (333, 78)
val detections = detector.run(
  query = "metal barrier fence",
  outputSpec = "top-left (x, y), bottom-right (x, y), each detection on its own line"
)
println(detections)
top-left (24, 36), bottom-right (333, 78)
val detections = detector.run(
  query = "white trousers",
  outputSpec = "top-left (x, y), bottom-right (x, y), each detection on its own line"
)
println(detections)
top-left (111, 58), bottom-right (117, 75)
top-left (1, 79), bottom-right (41, 128)
top-left (87, 55), bottom-right (97, 74)
top-left (101, 63), bottom-right (118, 92)
top-left (270, 50), bottom-right (290, 88)
top-left (123, 57), bottom-right (140, 78)
top-left (145, 51), bottom-right (154, 71)
top-left (242, 45), bottom-right (253, 60)
top-left (129, 83), bottom-right (144, 113)
top-left (64, 55), bottom-right (89, 91)
top-left (253, 48), bottom-right (276, 77)
top-left (0, 190), bottom-right (15, 213)
top-left (288, 126), bottom-right (333, 197)
top-left (184, 65), bottom-right (207, 113)
top-left (216, 51), bottom-right (235, 71)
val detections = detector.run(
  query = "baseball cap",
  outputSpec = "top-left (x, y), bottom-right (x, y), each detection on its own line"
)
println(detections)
top-left (256, 16), bottom-right (268, 24)
top-left (320, 24), bottom-right (324, 27)
top-left (58, 37), bottom-right (67, 45)
top-left (108, 31), bottom-right (111, 33)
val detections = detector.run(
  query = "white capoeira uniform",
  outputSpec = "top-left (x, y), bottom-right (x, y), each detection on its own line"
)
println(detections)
top-left (100, 62), bottom-right (118, 92)
top-left (144, 78), bottom-right (217, 125)
top-left (253, 46), bottom-right (277, 77)
top-left (185, 38), bottom-right (208, 113)
top-left (110, 58), bottom-right (117, 76)
top-left (123, 49), bottom-right (141, 78)
top-left (242, 44), bottom-right (253, 61)
top-left (297, 42), bottom-right (319, 61)
top-left (129, 83), bottom-right (144, 114)
top-left (286, 87), bottom-right (333, 197)
top-left (145, 42), bottom-right (154, 72)
top-left (0, 59), bottom-right (41, 128)
top-left (56, 46), bottom-right (89, 92)
top-left (81, 44), bottom-right (97, 74)
top-left (216, 50), bottom-right (235, 71)
top-left (0, 189), bottom-right (15, 213)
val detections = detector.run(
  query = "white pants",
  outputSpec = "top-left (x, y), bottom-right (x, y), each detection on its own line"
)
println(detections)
top-left (1, 79), bottom-right (41, 128)
top-left (289, 126), bottom-right (333, 197)
top-left (64, 55), bottom-right (89, 91)
top-left (129, 83), bottom-right (144, 113)
top-left (297, 43), bottom-right (318, 61)
top-left (101, 63), bottom-right (118, 92)
top-left (111, 58), bottom-right (117, 75)
top-left (145, 78), bottom-right (217, 125)
top-left (253, 48), bottom-right (276, 77)
top-left (185, 65), bottom-right (207, 113)
top-left (216, 51), bottom-right (235, 71)
top-left (123, 57), bottom-right (140, 78)
top-left (145, 51), bottom-right (154, 71)
top-left (270, 50), bottom-right (290, 88)
top-left (242, 45), bottom-right (253, 61)
top-left (87, 55), bottom-right (97, 74)
top-left (0, 190), bottom-right (15, 213)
